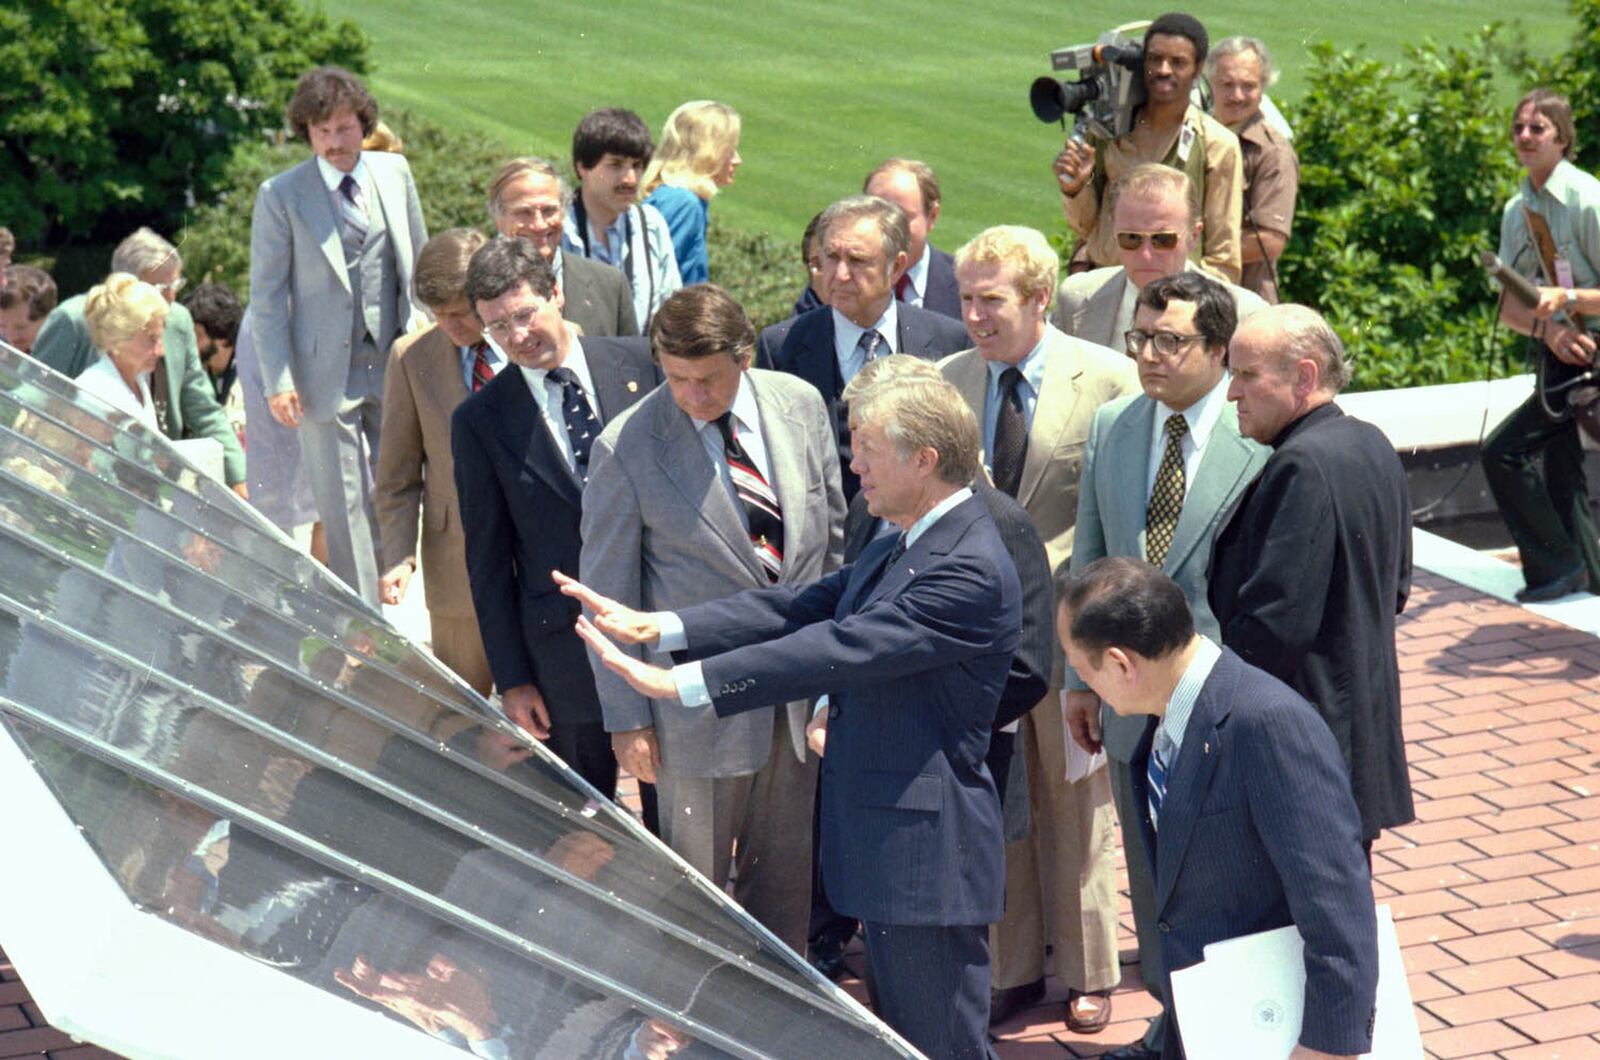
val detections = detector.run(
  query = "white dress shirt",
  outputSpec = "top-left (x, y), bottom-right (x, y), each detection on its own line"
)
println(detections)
top-left (831, 301), bottom-right (900, 385)
top-left (517, 329), bottom-right (599, 473)
top-left (1144, 373), bottom-right (1230, 503)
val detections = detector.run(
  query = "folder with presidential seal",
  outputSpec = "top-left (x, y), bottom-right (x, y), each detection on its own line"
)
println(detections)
top-left (1168, 905), bottom-right (1423, 1059)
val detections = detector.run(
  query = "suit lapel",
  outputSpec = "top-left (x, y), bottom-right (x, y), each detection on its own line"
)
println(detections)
top-left (1153, 655), bottom-right (1235, 914)
top-left (895, 309), bottom-right (927, 357)
top-left (862, 494), bottom-right (981, 607)
top-left (1018, 330), bottom-right (1086, 507)
top-left (294, 160), bottom-right (351, 292)
top-left (791, 311), bottom-right (841, 396)
top-left (1086, 272), bottom-right (1127, 347)
top-left (582, 337), bottom-right (650, 423)
top-left (1109, 396), bottom-right (1156, 557)
top-left (486, 370), bottom-right (581, 508)
top-left (944, 351), bottom-right (988, 426)
top-left (418, 330), bottom-right (469, 414)
top-left (651, 394), bottom-right (763, 579)
top-left (1164, 410), bottom-right (1258, 572)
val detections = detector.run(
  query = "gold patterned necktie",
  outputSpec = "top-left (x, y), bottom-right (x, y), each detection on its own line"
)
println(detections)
top-left (1146, 414), bottom-right (1189, 566)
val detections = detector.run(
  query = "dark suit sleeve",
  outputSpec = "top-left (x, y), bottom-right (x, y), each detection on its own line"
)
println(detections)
top-left (451, 404), bottom-right (534, 691)
top-left (1241, 697), bottom-right (1378, 1054)
top-left (675, 567), bottom-right (854, 661)
top-left (1218, 456), bottom-right (1336, 682)
top-left (984, 490), bottom-right (1052, 728)
top-left (693, 548), bottom-right (1014, 715)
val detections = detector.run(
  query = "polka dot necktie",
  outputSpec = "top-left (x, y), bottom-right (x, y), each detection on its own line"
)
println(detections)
top-left (1146, 414), bottom-right (1189, 566)
top-left (548, 367), bottom-right (600, 484)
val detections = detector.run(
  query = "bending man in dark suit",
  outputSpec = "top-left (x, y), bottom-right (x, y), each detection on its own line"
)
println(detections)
top-left (450, 237), bottom-right (659, 796)
top-left (1060, 556), bottom-right (1378, 1060)
top-left (1061, 270), bottom-right (1266, 1058)
top-left (773, 194), bottom-right (969, 497)
top-left (485, 157), bottom-right (639, 339)
top-left (562, 374), bottom-right (1020, 1060)
top-left (1210, 304), bottom-right (1414, 849)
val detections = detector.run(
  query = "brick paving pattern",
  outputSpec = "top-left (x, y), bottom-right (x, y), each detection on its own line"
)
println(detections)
top-left (7, 571), bottom-right (1600, 1058)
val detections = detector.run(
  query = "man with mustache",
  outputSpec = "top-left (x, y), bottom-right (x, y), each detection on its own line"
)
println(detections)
top-left (1054, 13), bottom-right (1243, 283)
top-left (562, 108), bottom-right (682, 330)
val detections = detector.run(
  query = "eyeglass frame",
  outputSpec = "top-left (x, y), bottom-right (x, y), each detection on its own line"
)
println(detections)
top-left (1125, 329), bottom-right (1206, 358)
top-left (1114, 230), bottom-right (1183, 252)
top-left (480, 304), bottom-right (546, 343)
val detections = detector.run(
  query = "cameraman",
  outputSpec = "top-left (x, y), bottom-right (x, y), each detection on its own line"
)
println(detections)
top-left (1054, 13), bottom-right (1243, 283)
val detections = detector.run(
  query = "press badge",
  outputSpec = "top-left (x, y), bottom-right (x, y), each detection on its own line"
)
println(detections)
top-left (1556, 256), bottom-right (1576, 289)
top-left (1176, 122), bottom-right (1198, 164)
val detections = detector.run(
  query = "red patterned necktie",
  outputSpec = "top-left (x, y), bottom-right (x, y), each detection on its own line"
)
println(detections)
top-left (716, 412), bottom-right (784, 582)
top-left (470, 342), bottom-right (494, 392)
top-left (894, 272), bottom-right (913, 302)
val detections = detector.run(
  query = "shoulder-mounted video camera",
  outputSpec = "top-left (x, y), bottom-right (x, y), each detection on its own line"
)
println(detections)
top-left (1029, 23), bottom-right (1149, 144)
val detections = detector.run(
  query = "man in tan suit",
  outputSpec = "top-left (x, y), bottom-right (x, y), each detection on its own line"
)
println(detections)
top-left (1054, 165), bottom-right (1266, 351)
top-left (940, 226), bottom-right (1138, 1033)
top-left (375, 228), bottom-right (499, 694)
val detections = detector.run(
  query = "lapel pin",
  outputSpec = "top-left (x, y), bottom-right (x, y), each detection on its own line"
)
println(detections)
top-left (1203, 741), bottom-right (1210, 754)
top-left (627, 380), bottom-right (639, 392)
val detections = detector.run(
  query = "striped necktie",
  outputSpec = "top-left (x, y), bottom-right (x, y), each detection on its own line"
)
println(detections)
top-left (716, 412), bottom-right (784, 582)
top-left (470, 342), bottom-right (494, 392)
top-left (1147, 737), bottom-right (1171, 830)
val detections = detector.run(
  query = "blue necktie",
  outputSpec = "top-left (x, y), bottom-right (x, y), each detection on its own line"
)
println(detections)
top-left (1147, 738), bottom-right (1171, 829)
top-left (548, 367), bottom-right (599, 484)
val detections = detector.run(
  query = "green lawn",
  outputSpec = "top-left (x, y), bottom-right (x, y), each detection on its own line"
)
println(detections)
top-left (325, 0), bottom-right (1574, 252)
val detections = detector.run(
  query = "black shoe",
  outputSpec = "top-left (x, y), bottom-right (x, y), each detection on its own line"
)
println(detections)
top-left (987, 976), bottom-right (1045, 1025)
top-left (1516, 564), bottom-right (1588, 603)
top-left (807, 947), bottom-right (847, 982)
top-left (1101, 1044), bottom-right (1161, 1060)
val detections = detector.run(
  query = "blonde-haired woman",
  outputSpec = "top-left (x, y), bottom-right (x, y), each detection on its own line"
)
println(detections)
top-left (642, 101), bottom-right (741, 285)
top-left (76, 272), bottom-right (168, 429)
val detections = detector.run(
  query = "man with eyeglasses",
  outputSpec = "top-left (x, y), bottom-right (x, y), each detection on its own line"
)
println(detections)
top-left (486, 157), bottom-right (638, 339)
top-left (1058, 270), bottom-right (1265, 1059)
top-left (939, 225), bottom-right (1137, 1034)
top-left (1053, 12), bottom-right (1244, 282)
top-left (1054, 165), bottom-right (1265, 353)
top-left (33, 226), bottom-right (248, 497)
top-left (1482, 89), bottom-right (1600, 603)
top-left (450, 237), bottom-right (657, 796)
top-left (1210, 304), bottom-right (1414, 861)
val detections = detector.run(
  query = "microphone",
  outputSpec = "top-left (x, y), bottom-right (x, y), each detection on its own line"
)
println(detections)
top-left (1481, 250), bottom-right (1542, 309)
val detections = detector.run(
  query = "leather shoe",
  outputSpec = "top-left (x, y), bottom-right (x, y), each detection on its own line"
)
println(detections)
top-left (807, 946), bottom-right (847, 982)
top-left (1516, 564), bottom-right (1587, 603)
top-left (1065, 987), bottom-right (1112, 1033)
top-left (1100, 1044), bottom-right (1160, 1060)
top-left (987, 976), bottom-right (1045, 1025)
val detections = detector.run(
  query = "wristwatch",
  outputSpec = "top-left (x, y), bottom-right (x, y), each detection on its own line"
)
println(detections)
top-left (1566, 288), bottom-right (1579, 310)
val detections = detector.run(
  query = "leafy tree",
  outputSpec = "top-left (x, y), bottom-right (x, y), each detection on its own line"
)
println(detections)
top-left (0, 0), bottom-right (366, 245)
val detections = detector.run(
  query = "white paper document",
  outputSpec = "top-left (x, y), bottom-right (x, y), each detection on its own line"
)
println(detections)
top-left (1168, 905), bottom-right (1422, 1059)
top-left (1060, 689), bottom-right (1107, 782)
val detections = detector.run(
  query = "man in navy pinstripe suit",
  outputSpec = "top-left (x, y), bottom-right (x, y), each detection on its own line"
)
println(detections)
top-left (1059, 557), bottom-right (1377, 1060)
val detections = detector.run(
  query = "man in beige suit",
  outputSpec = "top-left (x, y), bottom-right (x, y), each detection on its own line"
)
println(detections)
top-left (375, 228), bottom-right (498, 694)
top-left (940, 225), bottom-right (1138, 1033)
top-left (1054, 165), bottom-right (1266, 352)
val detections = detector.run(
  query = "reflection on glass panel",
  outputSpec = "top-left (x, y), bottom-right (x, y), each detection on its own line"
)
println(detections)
top-left (0, 342), bottom-right (918, 1058)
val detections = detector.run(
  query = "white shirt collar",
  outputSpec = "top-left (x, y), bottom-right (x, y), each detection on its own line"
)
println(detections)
top-left (1156, 371), bottom-right (1230, 452)
top-left (517, 327), bottom-right (594, 395)
top-left (984, 330), bottom-right (1049, 392)
top-left (832, 299), bottom-right (900, 360)
top-left (691, 371), bottom-right (761, 435)
top-left (316, 153), bottom-right (367, 192)
top-left (907, 486), bottom-right (973, 548)
top-left (902, 243), bottom-right (933, 301)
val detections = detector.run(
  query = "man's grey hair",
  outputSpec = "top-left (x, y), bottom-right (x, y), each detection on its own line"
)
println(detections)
top-left (485, 157), bottom-right (574, 219)
top-left (1265, 303), bottom-right (1350, 394)
top-left (852, 377), bottom-right (981, 486)
top-left (817, 194), bottom-right (911, 266)
top-left (110, 227), bottom-right (180, 278)
top-left (841, 352), bottom-right (941, 405)
top-left (1208, 36), bottom-right (1279, 87)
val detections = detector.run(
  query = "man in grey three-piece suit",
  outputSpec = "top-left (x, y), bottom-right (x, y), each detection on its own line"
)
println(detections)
top-left (249, 66), bottom-right (428, 604)
top-left (1062, 270), bottom-right (1266, 1059)
top-left (579, 285), bottom-right (845, 952)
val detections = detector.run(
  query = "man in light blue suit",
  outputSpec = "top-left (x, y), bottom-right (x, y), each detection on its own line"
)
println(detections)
top-left (1063, 270), bottom-right (1266, 1060)
top-left (249, 66), bottom-right (428, 603)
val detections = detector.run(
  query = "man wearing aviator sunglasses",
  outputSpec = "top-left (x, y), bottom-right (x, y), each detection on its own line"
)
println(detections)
top-left (1482, 88), bottom-right (1600, 603)
top-left (1054, 165), bottom-right (1265, 355)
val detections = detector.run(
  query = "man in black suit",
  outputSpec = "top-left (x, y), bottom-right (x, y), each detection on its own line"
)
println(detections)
top-left (773, 194), bottom-right (969, 497)
top-left (1210, 304), bottom-right (1414, 849)
top-left (864, 158), bottom-right (963, 321)
top-left (451, 237), bottom-right (659, 796)
top-left (756, 211), bottom-right (829, 367)
top-left (485, 157), bottom-right (639, 339)
top-left (1060, 557), bottom-right (1378, 1060)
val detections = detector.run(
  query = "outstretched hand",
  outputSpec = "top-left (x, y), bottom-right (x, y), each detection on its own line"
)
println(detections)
top-left (574, 615), bottom-right (678, 701)
top-left (554, 570), bottom-right (661, 646)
